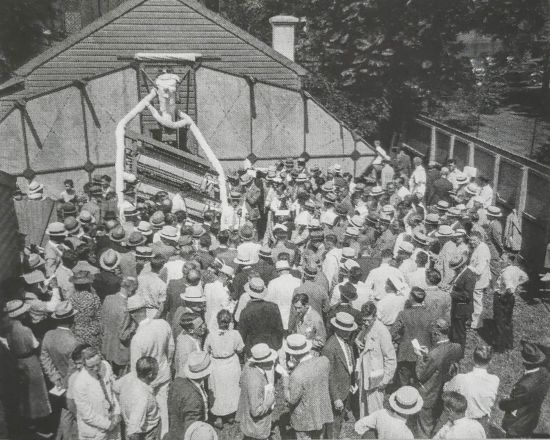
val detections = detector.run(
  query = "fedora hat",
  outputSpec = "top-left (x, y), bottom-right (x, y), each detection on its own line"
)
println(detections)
top-left (135, 246), bottom-right (153, 259)
top-left (389, 386), bottom-right (424, 415)
top-left (413, 230), bottom-right (429, 246)
top-left (246, 277), bottom-right (266, 299)
top-left (424, 213), bottom-right (440, 226)
top-left (64, 216), bottom-right (81, 235)
top-left (22, 269), bottom-right (46, 285)
top-left (239, 225), bottom-right (254, 240)
top-left (330, 311), bottom-right (358, 332)
top-left (70, 270), bottom-right (94, 285)
top-left (109, 226), bottom-right (126, 243)
top-left (435, 225), bottom-right (455, 238)
top-left (100, 249), bottom-right (120, 271)
top-left (160, 225), bottom-right (178, 242)
top-left (27, 253), bottom-right (45, 270)
top-left (4, 300), bottom-right (30, 319)
top-left (127, 231), bottom-right (146, 247)
top-left (284, 334), bottom-right (312, 355)
top-left (181, 286), bottom-right (206, 303)
top-left (150, 211), bottom-right (165, 229)
top-left (52, 301), bottom-right (78, 320)
top-left (78, 210), bottom-right (95, 225)
top-left (521, 340), bottom-right (546, 367)
top-left (449, 252), bottom-right (468, 268)
top-left (46, 222), bottom-right (67, 237)
top-left (127, 295), bottom-right (146, 312)
top-left (486, 206), bottom-right (503, 218)
top-left (340, 284), bottom-right (358, 303)
top-left (249, 343), bottom-right (278, 364)
top-left (184, 351), bottom-right (212, 379)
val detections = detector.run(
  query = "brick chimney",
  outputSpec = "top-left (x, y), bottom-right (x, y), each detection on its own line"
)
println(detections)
top-left (269, 15), bottom-right (300, 61)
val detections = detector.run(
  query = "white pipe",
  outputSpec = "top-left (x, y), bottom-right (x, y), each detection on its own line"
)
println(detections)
top-left (115, 89), bottom-right (157, 220)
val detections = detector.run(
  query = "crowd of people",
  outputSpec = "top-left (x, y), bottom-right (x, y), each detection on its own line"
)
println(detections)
top-left (1, 149), bottom-right (550, 440)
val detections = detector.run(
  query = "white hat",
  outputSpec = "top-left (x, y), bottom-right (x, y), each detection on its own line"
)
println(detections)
top-left (249, 343), bottom-right (278, 364)
top-left (245, 277), bottom-right (266, 299)
top-left (284, 334), bottom-right (312, 355)
top-left (389, 386), bottom-right (424, 415)
top-left (275, 260), bottom-right (290, 271)
top-left (330, 312), bottom-right (358, 332)
top-left (181, 286), bottom-right (206, 303)
top-left (183, 351), bottom-right (212, 380)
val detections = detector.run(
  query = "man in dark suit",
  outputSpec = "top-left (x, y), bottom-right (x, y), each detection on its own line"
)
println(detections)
top-left (499, 341), bottom-right (550, 438)
top-left (166, 351), bottom-right (212, 440)
top-left (253, 245), bottom-right (277, 285)
top-left (414, 318), bottom-right (463, 437)
top-left (448, 253), bottom-right (476, 349)
top-left (326, 283), bottom-right (362, 333)
top-left (239, 277), bottom-right (284, 354)
top-left (427, 167), bottom-right (453, 206)
top-left (391, 287), bottom-right (436, 387)
top-left (322, 312), bottom-right (358, 438)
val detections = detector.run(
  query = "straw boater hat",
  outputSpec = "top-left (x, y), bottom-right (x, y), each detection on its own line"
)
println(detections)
top-left (127, 231), bottom-right (147, 247)
top-left (109, 226), bottom-right (126, 243)
top-left (220, 265), bottom-right (235, 278)
top-left (184, 351), bottom-right (213, 380)
top-left (181, 286), bottom-right (207, 303)
top-left (123, 204), bottom-right (138, 218)
top-left (349, 215), bottom-right (365, 228)
top-left (303, 264), bottom-right (318, 278)
top-left (258, 245), bottom-right (272, 259)
top-left (46, 222), bottom-right (67, 238)
top-left (240, 173), bottom-right (253, 186)
top-left (192, 224), bottom-right (206, 239)
top-left (249, 343), bottom-right (278, 364)
top-left (27, 253), bottom-right (45, 270)
top-left (465, 183), bottom-right (480, 196)
top-left (160, 225), bottom-right (178, 242)
top-left (486, 206), bottom-right (503, 218)
top-left (100, 249), bottom-right (120, 271)
top-left (413, 230), bottom-right (429, 246)
top-left (136, 221), bottom-right (153, 236)
top-left (246, 277), bottom-right (267, 299)
top-left (323, 192), bottom-right (337, 204)
top-left (389, 386), bottom-right (424, 415)
top-left (341, 247), bottom-right (356, 260)
top-left (233, 250), bottom-right (253, 266)
top-left (284, 333), bottom-right (312, 355)
top-left (78, 210), bottom-right (95, 225)
top-left (365, 213), bottom-right (379, 226)
top-left (449, 253), bottom-right (468, 268)
top-left (398, 241), bottom-right (415, 254)
top-left (424, 213), bottom-right (440, 226)
top-left (239, 224), bottom-right (254, 241)
top-left (435, 225), bottom-right (455, 238)
top-left (183, 422), bottom-right (217, 440)
top-left (229, 190), bottom-right (242, 200)
top-left (28, 181), bottom-right (44, 199)
top-left (345, 226), bottom-right (360, 237)
top-left (135, 246), bottom-right (153, 259)
top-left (331, 311), bottom-right (358, 332)
top-left (436, 200), bottom-right (450, 212)
top-left (64, 216), bottom-right (81, 235)
top-left (369, 186), bottom-right (385, 197)
top-left (52, 301), bottom-right (78, 320)
top-left (455, 174), bottom-right (468, 185)
top-left (4, 299), bottom-right (31, 318)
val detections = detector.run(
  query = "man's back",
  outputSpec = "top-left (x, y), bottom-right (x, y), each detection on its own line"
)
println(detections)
top-left (444, 368), bottom-right (499, 418)
top-left (391, 306), bottom-right (436, 362)
top-left (239, 300), bottom-right (284, 351)
top-left (41, 327), bottom-right (78, 381)
top-left (100, 293), bottom-right (129, 366)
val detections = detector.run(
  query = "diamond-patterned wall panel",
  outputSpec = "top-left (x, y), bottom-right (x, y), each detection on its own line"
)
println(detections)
top-left (196, 68), bottom-right (251, 160)
top-left (252, 83), bottom-right (303, 159)
top-left (306, 99), bottom-right (343, 157)
top-left (86, 68), bottom-right (139, 165)
top-left (26, 87), bottom-right (87, 172)
top-left (0, 109), bottom-right (27, 175)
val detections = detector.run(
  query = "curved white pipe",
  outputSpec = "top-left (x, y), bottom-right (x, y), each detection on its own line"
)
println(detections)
top-left (115, 89), bottom-right (157, 220)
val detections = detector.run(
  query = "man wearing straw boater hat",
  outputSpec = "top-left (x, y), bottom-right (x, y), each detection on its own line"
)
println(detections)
top-left (322, 312), bottom-right (358, 438)
top-left (166, 351), bottom-right (212, 439)
top-left (44, 221), bottom-right (68, 277)
top-left (355, 385), bottom-right (423, 438)
top-left (40, 301), bottom-right (79, 389)
top-left (237, 343), bottom-right (278, 440)
top-left (281, 333), bottom-right (333, 438)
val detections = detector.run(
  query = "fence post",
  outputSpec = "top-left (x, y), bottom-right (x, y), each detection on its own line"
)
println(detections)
top-left (449, 135), bottom-right (455, 159)
top-left (430, 126), bottom-right (437, 163)
top-left (492, 155), bottom-right (500, 205)
top-left (518, 166), bottom-right (528, 216)
top-left (468, 142), bottom-right (475, 167)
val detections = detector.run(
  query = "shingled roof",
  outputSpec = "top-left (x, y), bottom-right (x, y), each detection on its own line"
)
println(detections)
top-left (0, 0), bottom-right (308, 119)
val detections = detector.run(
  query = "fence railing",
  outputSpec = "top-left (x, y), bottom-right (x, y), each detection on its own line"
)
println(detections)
top-left (401, 116), bottom-right (550, 271)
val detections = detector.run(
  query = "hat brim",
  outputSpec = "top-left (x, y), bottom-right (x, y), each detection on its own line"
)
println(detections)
top-left (234, 258), bottom-right (253, 265)
top-left (100, 258), bottom-right (120, 271)
top-left (52, 309), bottom-right (78, 320)
top-left (180, 294), bottom-right (207, 303)
top-left (247, 288), bottom-right (266, 299)
top-left (7, 303), bottom-right (31, 318)
top-left (160, 234), bottom-right (178, 242)
top-left (128, 237), bottom-right (147, 247)
top-left (250, 349), bottom-right (278, 364)
top-left (184, 362), bottom-right (212, 379)
top-left (29, 256), bottom-right (46, 269)
top-left (389, 392), bottom-right (424, 415)
top-left (137, 229), bottom-right (153, 236)
top-left (435, 232), bottom-right (454, 238)
top-left (330, 318), bottom-right (358, 332)
top-left (48, 230), bottom-right (68, 237)
top-left (283, 338), bottom-right (313, 355)
top-left (487, 212), bottom-right (503, 218)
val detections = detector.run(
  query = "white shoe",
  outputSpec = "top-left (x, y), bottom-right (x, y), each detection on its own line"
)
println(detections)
top-left (540, 273), bottom-right (550, 282)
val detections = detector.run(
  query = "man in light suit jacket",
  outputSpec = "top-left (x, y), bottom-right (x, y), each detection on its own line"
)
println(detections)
top-left (468, 231), bottom-right (491, 329)
top-left (322, 312), bottom-right (357, 438)
top-left (283, 334), bottom-right (333, 439)
top-left (414, 319), bottom-right (463, 438)
top-left (499, 341), bottom-right (550, 438)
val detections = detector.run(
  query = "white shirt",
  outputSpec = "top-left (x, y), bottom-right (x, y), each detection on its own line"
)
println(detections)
top-left (117, 373), bottom-right (160, 435)
top-left (237, 241), bottom-right (261, 264)
top-left (130, 319), bottom-right (175, 386)
top-left (265, 273), bottom-right (301, 329)
top-left (479, 185), bottom-right (493, 208)
top-left (396, 186), bottom-right (411, 200)
top-left (171, 193), bottom-right (187, 213)
top-left (469, 242), bottom-right (492, 289)
top-left (355, 409), bottom-right (414, 439)
top-left (496, 265), bottom-right (528, 294)
top-left (137, 272), bottom-right (167, 313)
top-left (444, 367), bottom-right (499, 419)
top-left (409, 165), bottom-right (427, 196)
top-left (376, 293), bottom-right (407, 327)
top-left (364, 262), bottom-right (406, 300)
top-left (163, 258), bottom-right (185, 283)
top-left (433, 417), bottom-right (486, 439)
top-left (320, 208), bottom-right (338, 227)
top-left (204, 279), bottom-right (231, 328)
top-left (322, 248), bottom-right (342, 290)
top-left (220, 204), bottom-right (241, 232)
top-left (406, 267), bottom-right (428, 290)
top-left (73, 361), bottom-right (121, 439)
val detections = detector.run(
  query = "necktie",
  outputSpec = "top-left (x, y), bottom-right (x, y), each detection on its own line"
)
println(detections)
top-left (344, 341), bottom-right (353, 372)
top-left (96, 373), bottom-right (113, 413)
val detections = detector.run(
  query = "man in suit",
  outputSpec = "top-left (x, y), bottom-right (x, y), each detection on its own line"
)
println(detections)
top-left (237, 343), bottom-right (278, 440)
top-left (414, 318), bottom-right (463, 438)
top-left (448, 253), bottom-right (476, 349)
top-left (428, 166), bottom-right (453, 206)
top-left (166, 351), bottom-right (212, 440)
top-left (40, 301), bottom-right (79, 388)
top-left (499, 341), bottom-right (550, 438)
top-left (282, 334), bottom-right (334, 439)
top-left (322, 312), bottom-right (357, 438)
top-left (391, 287), bottom-right (436, 387)
top-left (239, 277), bottom-right (284, 354)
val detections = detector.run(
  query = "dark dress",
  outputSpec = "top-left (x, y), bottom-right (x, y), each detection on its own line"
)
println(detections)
top-left (166, 377), bottom-right (207, 440)
top-left (70, 289), bottom-right (102, 349)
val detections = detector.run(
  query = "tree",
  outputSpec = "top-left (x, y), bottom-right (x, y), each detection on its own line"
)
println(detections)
top-left (298, 0), bottom-right (475, 143)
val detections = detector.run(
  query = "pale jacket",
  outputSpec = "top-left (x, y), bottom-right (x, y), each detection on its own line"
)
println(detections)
top-left (468, 242), bottom-right (492, 289)
top-left (265, 273), bottom-right (302, 329)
